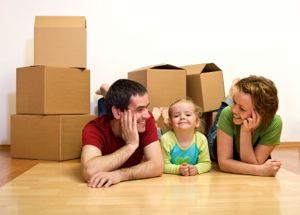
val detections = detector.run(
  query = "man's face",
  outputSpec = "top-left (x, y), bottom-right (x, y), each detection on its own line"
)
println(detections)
top-left (127, 94), bottom-right (150, 133)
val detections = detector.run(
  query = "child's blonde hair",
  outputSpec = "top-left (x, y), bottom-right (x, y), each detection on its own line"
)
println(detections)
top-left (168, 97), bottom-right (205, 133)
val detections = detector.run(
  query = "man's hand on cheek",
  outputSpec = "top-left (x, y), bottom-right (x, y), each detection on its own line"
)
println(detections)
top-left (121, 110), bottom-right (139, 148)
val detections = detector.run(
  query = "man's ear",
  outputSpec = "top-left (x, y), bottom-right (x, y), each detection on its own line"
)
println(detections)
top-left (112, 106), bottom-right (121, 119)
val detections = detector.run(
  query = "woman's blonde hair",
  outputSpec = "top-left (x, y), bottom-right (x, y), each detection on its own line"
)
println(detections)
top-left (168, 97), bottom-right (205, 133)
top-left (236, 75), bottom-right (279, 128)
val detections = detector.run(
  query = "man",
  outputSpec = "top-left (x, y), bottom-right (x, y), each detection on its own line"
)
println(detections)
top-left (81, 79), bottom-right (163, 188)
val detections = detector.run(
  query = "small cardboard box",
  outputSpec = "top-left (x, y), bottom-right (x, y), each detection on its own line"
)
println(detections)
top-left (34, 16), bottom-right (86, 68)
top-left (16, 66), bottom-right (90, 114)
top-left (11, 114), bottom-right (96, 161)
top-left (128, 64), bottom-right (186, 110)
top-left (182, 63), bottom-right (225, 112)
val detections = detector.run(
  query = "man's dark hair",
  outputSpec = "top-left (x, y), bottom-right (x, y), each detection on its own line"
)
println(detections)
top-left (105, 79), bottom-right (147, 119)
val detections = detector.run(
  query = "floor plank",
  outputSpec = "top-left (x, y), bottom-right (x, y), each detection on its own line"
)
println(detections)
top-left (0, 144), bottom-right (299, 187)
top-left (1, 162), bottom-right (300, 214)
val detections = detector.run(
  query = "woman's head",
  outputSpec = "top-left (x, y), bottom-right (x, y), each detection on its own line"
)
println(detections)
top-left (168, 98), bottom-right (204, 132)
top-left (233, 75), bottom-right (278, 127)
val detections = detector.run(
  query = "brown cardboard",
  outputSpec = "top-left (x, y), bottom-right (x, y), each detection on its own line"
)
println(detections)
top-left (182, 63), bottom-right (225, 112)
top-left (34, 16), bottom-right (86, 68)
top-left (11, 114), bottom-right (96, 161)
top-left (128, 64), bottom-right (186, 132)
top-left (16, 66), bottom-right (90, 114)
top-left (128, 64), bottom-right (186, 110)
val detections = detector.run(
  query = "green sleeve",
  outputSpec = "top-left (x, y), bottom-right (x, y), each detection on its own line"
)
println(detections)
top-left (194, 132), bottom-right (211, 174)
top-left (217, 106), bottom-right (235, 136)
top-left (259, 115), bottom-right (283, 145)
top-left (160, 131), bottom-right (180, 174)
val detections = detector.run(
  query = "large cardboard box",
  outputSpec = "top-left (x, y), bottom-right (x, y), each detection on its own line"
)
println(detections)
top-left (128, 64), bottom-right (186, 132)
top-left (34, 16), bottom-right (86, 68)
top-left (182, 63), bottom-right (225, 112)
top-left (128, 64), bottom-right (186, 110)
top-left (11, 114), bottom-right (96, 161)
top-left (16, 66), bottom-right (90, 114)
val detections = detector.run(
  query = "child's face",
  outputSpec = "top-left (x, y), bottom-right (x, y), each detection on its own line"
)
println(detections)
top-left (169, 101), bottom-right (199, 131)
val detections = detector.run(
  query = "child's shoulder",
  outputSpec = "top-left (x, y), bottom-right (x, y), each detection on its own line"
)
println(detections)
top-left (194, 131), bottom-right (208, 141)
top-left (161, 130), bottom-right (175, 139)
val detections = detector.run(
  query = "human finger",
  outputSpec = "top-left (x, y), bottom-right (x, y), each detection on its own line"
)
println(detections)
top-left (96, 177), bottom-right (108, 188)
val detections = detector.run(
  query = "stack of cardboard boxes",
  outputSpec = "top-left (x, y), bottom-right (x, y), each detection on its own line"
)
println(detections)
top-left (11, 16), bottom-right (96, 161)
top-left (128, 63), bottom-right (225, 134)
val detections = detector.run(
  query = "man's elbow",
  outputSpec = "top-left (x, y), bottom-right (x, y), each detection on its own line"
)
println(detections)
top-left (81, 164), bottom-right (96, 182)
top-left (153, 161), bottom-right (164, 176)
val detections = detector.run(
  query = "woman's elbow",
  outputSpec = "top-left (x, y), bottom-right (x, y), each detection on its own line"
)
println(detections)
top-left (218, 159), bottom-right (230, 173)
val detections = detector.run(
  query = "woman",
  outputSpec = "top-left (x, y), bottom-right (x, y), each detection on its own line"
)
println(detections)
top-left (208, 75), bottom-right (282, 176)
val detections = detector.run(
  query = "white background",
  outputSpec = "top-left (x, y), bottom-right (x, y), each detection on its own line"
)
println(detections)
top-left (0, 0), bottom-right (299, 145)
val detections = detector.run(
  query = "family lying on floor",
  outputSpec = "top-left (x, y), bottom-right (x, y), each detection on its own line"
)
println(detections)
top-left (81, 76), bottom-right (282, 188)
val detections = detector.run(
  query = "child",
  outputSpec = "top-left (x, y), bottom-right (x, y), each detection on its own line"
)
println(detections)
top-left (160, 98), bottom-right (211, 176)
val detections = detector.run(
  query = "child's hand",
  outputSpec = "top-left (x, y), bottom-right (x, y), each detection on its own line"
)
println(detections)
top-left (188, 165), bottom-right (198, 176)
top-left (179, 163), bottom-right (189, 176)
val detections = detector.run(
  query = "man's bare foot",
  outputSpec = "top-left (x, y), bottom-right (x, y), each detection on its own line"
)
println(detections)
top-left (152, 107), bottom-right (162, 122)
top-left (96, 84), bottom-right (110, 97)
top-left (161, 107), bottom-right (169, 126)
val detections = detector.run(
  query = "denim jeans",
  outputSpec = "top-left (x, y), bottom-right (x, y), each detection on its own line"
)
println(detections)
top-left (97, 98), bottom-right (107, 116)
top-left (207, 98), bottom-right (232, 162)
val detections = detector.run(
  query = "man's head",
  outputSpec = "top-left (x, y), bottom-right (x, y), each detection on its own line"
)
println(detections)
top-left (105, 79), bottom-right (150, 133)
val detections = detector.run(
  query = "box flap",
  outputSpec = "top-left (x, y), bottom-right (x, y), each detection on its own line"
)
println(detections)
top-left (202, 63), bottom-right (221, 73)
top-left (35, 16), bottom-right (86, 28)
top-left (183, 63), bottom-right (221, 74)
top-left (131, 64), bottom-right (183, 72)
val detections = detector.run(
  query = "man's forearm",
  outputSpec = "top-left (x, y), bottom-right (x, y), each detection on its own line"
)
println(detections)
top-left (117, 159), bottom-right (163, 182)
top-left (83, 144), bottom-right (137, 177)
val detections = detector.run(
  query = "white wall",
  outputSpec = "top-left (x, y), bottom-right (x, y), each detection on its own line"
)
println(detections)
top-left (1, 0), bottom-right (299, 144)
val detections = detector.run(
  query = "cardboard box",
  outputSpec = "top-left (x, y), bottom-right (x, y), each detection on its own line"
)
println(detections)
top-left (16, 66), bottom-right (90, 114)
top-left (34, 16), bottom-right (86, 68)
top-left (128, 64), bottom-right (186, 132)
top-left (11, 114), bottom-right (96, 161)
top-left (128, 64), bottom-right (186, 110)
top-left (182, 63), bottom-right (225, 112)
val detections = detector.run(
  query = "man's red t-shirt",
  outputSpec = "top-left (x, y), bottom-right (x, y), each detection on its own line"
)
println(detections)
top-left (82, 113), bottom-right (158, 168)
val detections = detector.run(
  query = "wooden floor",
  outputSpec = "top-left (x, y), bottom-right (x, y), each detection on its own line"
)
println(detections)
top-left (0, 145), bottom-right (300, 214)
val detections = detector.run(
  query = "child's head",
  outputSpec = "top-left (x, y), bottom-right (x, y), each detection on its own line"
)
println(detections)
top-left (168, 98), bottom-right (204, 133)
top-left (235, 75), bottom-right (279, 127)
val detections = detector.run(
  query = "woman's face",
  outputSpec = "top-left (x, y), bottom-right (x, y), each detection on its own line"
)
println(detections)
top-left (231, 90), bottom-right (254, 125)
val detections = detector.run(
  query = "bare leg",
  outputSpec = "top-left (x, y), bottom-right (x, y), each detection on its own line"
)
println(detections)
top-left (161, 107), bottom-right (169, 127)
top-left (152, 107), bottom-right (162, 122)
top-left (96, 84), bottom-right (110, 116)
top-left (96, 84), bottom-right (110, 97)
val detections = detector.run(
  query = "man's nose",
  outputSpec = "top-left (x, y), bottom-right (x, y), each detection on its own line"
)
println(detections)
top-left (142, 109), bottom-right (150, 119)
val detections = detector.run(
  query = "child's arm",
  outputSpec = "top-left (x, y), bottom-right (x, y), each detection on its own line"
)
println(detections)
top-left (161, 142), bottom-right (181, 174)
top-left (194, 134), bottom-right (212, 174)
